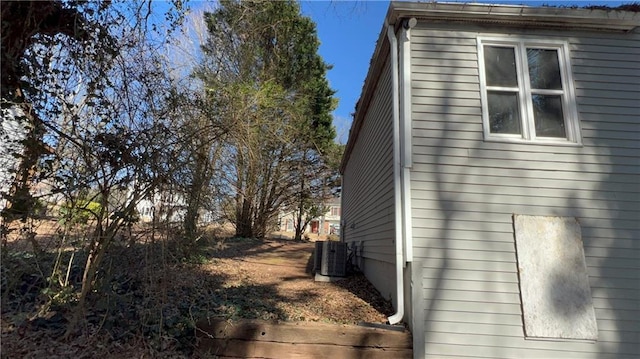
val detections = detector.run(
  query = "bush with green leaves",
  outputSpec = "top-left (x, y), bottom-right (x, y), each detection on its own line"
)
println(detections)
top-left (58, 200), bottom-right (102, 226)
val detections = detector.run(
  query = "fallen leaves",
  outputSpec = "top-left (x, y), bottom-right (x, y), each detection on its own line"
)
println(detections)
top-left (1, 235), bottom-right (393, 357)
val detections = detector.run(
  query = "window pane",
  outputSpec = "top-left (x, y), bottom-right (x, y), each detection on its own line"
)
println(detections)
top-left (532, 95), bottom-right (566, 138)
top-left (484, 46), bottom-right (518, 87)
top-left (527, 49), bottom-right (562, 90)
top-left (488, 92), bottom-right (521, 134)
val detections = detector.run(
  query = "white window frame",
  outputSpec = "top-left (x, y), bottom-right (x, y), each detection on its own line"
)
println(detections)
top-left (477, 37), bottom-right (582, 145)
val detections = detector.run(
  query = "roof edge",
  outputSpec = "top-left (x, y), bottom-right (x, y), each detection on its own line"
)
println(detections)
top-left (390, 2), bottom-right (640, 31)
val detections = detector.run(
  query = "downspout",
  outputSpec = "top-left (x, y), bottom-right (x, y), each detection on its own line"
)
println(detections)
top-left (400, 19), bottom-right (416, 265)
top-left (387, 23), bottom-right (404, 326)
top-left (387, 17), bottom-right (417, 327)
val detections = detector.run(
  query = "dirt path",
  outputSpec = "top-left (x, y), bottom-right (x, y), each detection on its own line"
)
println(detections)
top-left (203, 238), bottom-right (393, 324)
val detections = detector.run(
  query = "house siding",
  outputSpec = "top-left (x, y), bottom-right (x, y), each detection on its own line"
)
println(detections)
top-left (342, 59), bottom-right (398, 304)
top-left (410, 22), bottom-right (639, 359)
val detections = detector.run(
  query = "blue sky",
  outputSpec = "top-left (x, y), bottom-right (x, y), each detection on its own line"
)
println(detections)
top-left (300, 1), bottom-right (390, 143)
top-left (298, 0), bottom-right (629, 143)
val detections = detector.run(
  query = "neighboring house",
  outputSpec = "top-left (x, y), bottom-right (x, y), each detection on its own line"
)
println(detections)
top-left (135, 195), bottom-right (178, 223)
top-left (340, 2), bottom-right (639, 359)
top-left (135, 190), bottom-right (215, 224)
top-left (312, 196), bottom-right (341, 235)
top-left (0, 107), bottom-right (28, 212)
top-left (279, 197), bottom-right (341, 235)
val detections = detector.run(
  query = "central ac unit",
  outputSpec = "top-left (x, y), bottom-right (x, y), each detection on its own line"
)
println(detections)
top-left (314, 241), bottom-right (347, 277)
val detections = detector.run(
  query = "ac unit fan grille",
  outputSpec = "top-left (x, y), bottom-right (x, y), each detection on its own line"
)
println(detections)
top-left (314, 241), bottom-right (347, 277)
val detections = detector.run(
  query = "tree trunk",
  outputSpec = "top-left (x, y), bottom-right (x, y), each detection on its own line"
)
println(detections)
top-left (294, 215), bottom-right (303, 241)
top-left (184, 144), bottom-right (211, 241)
top-left (293, 163), bottom-right (306, 241)
top-left (235, 196), bottom-right (253, 238)
top-left (65, 224), bottom-right (109, 339)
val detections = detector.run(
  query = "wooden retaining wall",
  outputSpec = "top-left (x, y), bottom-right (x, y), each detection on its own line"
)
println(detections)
top-left (196, 319), bottom-right (413, 358)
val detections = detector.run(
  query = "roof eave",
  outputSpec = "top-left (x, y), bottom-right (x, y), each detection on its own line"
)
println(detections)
top-left (390, 2), bottom-right (640, 31)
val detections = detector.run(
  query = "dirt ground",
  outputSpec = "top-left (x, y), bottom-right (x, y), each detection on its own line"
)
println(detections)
top-left (1, 224), bottom-right (394, 358)
top-left (204, 238), bottom-right (393, 323)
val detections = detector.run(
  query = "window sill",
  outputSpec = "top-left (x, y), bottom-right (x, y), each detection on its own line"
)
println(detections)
top-left (524, 336), bottom-right (597, 344)
top-left (483, 136), bottom-right (583, 147)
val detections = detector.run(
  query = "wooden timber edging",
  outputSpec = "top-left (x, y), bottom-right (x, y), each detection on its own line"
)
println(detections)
top-left (196, 318), bottom-right (413, 359)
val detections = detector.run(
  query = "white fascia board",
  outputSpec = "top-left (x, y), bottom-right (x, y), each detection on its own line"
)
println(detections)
top-left (389, 1), bottom-right (640, 32)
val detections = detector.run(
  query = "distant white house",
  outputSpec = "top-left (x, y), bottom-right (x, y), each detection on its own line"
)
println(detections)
top-left (0, 107), bottom-right (28, 211)
top-left (134, 189), bottom-right (216, 225)
top-left (279, 196), bottom-right (341, 236)
top-left (135, 190), bottom-right (186, 223)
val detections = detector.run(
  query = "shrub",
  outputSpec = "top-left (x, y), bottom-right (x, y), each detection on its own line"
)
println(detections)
top-left (327, 234), bottom-right (339, 241)
top-left (58, 200), bottom-right (102, 225)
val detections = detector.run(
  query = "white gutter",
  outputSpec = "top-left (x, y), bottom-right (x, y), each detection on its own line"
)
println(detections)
top-left (389, 2), bottom-right (640, 32)
top-left (387, 23), bottom-right (404, 326)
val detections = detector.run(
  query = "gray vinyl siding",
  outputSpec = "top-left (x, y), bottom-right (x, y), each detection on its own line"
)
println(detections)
top-left (410, 22), bottom-right (639, 359)
top-left (341, 59), bottom-right (398, 303)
